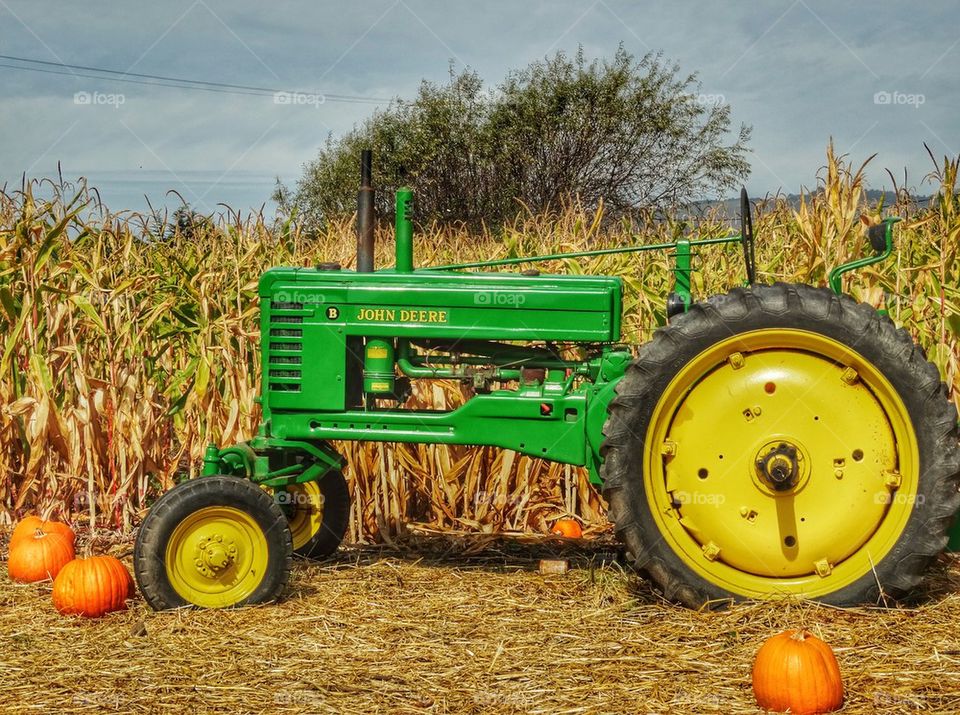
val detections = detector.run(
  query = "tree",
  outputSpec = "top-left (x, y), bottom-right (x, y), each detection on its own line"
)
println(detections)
top-left (489, 47), bottom-right (751, 215)
top-left (278, 46), bottom-right (751, 228)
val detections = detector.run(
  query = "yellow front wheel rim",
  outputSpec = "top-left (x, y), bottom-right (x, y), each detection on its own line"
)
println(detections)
top-left (165, 506), bottom-right (269, 608)
top-left (646, 329), bottom-right (919, 599)
top-left (283, 482), bottom-right (326, 551)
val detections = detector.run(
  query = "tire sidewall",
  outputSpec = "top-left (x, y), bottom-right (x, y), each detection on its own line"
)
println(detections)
top-left (295, 471), bottom-right (351, 559)
top-left (605, 283), bottom-right (959, 605)
top-left (134, 476), bottom-right (292, 609)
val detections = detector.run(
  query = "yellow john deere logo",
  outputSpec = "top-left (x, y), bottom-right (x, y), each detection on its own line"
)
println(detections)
top-left (356, 307), bottom-right (448, 323)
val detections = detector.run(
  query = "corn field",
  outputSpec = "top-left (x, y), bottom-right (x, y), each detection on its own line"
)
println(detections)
top-left (1, 146), bottom-right (958, 542)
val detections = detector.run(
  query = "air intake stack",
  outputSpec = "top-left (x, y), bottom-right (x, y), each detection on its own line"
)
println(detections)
top-left (356, 149), bottom-right (375, 272)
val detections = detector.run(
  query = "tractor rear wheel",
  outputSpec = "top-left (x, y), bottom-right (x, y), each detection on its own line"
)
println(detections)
top-left (601, 283), bottom-right (960, 607)
top-left (134, 476), bottom-right (292, 609)
top-left (278, 470), bottom-right (351, 559)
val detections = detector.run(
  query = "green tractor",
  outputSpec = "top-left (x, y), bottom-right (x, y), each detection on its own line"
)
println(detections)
top-left (134, 152), bottom-right (960, 610)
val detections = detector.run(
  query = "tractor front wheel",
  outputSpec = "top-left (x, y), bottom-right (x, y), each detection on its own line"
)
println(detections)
top-left (134, 476), bottom-right (293, 609)
top-left (278, 470), bottom-right (351, 559)
top-left (601, 283), bottom-right (960, 607)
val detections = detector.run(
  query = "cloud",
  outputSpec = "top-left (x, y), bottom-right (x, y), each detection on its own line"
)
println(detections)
top-left (1, 0), bottom-right (957, 205)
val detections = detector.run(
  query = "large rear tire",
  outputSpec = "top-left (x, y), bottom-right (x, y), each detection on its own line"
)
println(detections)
top-left (601, 283), bottom-right (960, 607)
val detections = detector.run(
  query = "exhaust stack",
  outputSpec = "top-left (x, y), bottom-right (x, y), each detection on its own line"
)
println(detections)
top-left (356, 149), bottom-right (375, 272)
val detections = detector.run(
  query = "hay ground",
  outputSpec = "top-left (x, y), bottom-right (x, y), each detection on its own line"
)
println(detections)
top-left (2, 533), bottom-right (960, 714)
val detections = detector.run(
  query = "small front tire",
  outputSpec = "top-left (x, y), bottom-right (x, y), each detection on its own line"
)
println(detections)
top-left (279, 470), bottom-right (351, 559)
top-left (134, 476), bottom-right (293, 610)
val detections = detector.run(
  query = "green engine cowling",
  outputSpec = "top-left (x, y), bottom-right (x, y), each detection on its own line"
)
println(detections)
top-left (259, 267), bottom-right (623, 411)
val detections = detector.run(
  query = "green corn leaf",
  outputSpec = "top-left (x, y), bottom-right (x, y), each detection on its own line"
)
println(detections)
top-left (947, 313), bottom-right (960, 337)
top-left (165, 357), bottom-right (199, 396)
top-left (29, 352), bottom-right (54, 392)
top-left (33, 203), bottom-right (83, 273)
top-left (69, 294), bottom-right (107, 334)
top-left (0, 298), bottom-right (29, 377)
top-left (0, 286), bottom-right (17, 322)
top-left (195, 356), bottom-right (211, 399)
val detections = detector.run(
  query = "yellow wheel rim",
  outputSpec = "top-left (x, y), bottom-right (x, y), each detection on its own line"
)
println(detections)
top-left (284, 481), bottom-right (325, 551)
top-left (164, 506), bottom-right (269, 608)
top-left (645, 329), bottom-right (918, 599)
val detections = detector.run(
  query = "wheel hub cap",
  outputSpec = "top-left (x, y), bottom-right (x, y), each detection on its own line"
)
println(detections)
top-left (756, 442), bottom-right (801, 492)
top-left (195, 535), bottom-right (237, 576)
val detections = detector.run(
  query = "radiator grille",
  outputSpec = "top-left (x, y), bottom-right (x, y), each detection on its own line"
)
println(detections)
top-left (267, 306), bottom-right (304, 394)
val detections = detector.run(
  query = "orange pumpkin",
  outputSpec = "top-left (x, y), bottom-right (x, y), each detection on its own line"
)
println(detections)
top-left (550, 518), bottom-right (583, 538)
top-left (52, 555), bottom-right (133, 617)
top-left (7, 529), bottom-right (75, 582)
top-left (752, 629), bottom-right (843, 714)
top-left (10, 516), bottom-right (76, 550)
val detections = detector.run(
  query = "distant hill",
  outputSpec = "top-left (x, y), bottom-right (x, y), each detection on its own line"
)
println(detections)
top-left (691, 189), bottom-right (933, 220)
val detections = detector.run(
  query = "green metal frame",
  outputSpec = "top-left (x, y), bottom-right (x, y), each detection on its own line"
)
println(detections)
top-left (828, 218), bottom-right (900, 299)
top-left (432, 233), bottom-right (740, 272)
top-left (202, 437), bottom-right (344, 488)
top-left (672, 238), bottom-right (693, 311)
top-left (226, 341), bottom-right (632, 486)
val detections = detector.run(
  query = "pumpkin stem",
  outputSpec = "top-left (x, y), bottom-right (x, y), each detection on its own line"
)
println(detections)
top-left (790, 630), bottom-right (810, 642)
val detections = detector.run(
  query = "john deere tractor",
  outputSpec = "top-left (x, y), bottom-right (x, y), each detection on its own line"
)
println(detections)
top-left (134, 152), bottom-right (960, 610)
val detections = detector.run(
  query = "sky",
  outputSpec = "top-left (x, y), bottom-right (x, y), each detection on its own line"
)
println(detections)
top-left (0, 0), bottom-right (957, 213)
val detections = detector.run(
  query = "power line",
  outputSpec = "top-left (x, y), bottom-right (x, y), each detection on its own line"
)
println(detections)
top-left (0, 62), bottom-right (271, 98)
top-left (0, 53), bottom-right (392, 105)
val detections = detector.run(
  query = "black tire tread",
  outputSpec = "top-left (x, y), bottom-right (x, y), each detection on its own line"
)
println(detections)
top-left (601, 282), bottom-right (960, 607)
